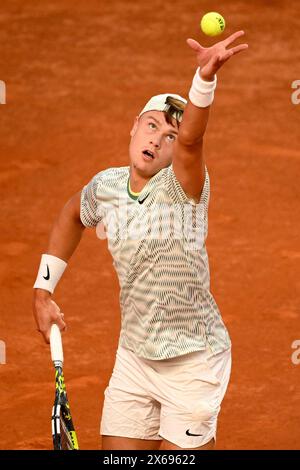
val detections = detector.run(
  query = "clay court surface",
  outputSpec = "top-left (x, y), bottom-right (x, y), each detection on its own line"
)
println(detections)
top-left (0, 0), bottom-right (299, 449)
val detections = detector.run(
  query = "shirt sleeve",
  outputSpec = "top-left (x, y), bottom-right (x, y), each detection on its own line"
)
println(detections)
top-left (80, 173), bottom-right (104, 228)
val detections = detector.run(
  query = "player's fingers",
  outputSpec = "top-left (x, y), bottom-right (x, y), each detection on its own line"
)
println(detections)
top-left (207, 53), bottom-right (224, 70)
top-left (50, 299), bottom-right (60, 311)
top-left (43, 319), bottom-right (66, 344)
top-left (219, 50), bottom-right (234, 63)
top-left (223, 30), bottom-right (245, 47)
top-left (50, 299), bottom-right (65, 323)
top-left (36, 319), bottom-right (53, 342)
top-left (186, 38), bottom-right (203, 52)
top-left (39, 328), bottom-right (51, 344)
top-left (229, 43), bottom-right (249, 55)
top-left (55, 317), bottom-right (67, 332)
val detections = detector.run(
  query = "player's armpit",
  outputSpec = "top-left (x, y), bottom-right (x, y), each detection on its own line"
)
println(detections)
top-left (172, 137), bottom-right (205, 203)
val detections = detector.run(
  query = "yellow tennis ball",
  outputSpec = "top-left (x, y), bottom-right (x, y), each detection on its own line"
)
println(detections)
top-left (200, 12), bottom-right (226, 37)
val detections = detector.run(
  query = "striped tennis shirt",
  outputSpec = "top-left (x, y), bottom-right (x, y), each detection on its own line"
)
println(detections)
top-left (80, 164), bottom-right (231, 360)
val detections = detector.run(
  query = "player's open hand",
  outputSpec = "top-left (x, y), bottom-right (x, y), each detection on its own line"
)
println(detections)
top-left (187, 30), bottom-right (248, 81)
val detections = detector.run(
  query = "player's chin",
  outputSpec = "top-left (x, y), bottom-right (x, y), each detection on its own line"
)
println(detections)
top-left (134, 160), bottom-right (157, 176)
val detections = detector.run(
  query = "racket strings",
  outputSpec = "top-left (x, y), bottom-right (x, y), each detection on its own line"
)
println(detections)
top-left (60, 415), bottom-right (73, 450)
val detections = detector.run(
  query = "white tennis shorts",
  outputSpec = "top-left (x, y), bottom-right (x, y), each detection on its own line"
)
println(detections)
top-left (100, 345), bottom-right (231, 449)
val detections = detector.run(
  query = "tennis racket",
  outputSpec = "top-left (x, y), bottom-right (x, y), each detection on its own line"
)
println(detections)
top-left (50, 324), bottom-right (79, 450)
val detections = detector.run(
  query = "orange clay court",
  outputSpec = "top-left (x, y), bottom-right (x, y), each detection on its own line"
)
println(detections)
top-left (0, 0), bottom-right (299, 449)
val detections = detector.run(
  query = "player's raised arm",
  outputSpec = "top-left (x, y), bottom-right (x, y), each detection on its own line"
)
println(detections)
top-left (173, 31), bottom-right (248, 202)
top-left (33, 190), bottom-right (85, 343)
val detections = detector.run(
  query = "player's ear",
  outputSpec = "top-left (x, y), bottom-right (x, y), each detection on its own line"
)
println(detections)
top-left (130, 116), bottom-right (139, 137)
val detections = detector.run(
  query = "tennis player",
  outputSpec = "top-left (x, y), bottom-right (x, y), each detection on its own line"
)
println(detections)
top-left (33, 31), bottom-right (248, 450)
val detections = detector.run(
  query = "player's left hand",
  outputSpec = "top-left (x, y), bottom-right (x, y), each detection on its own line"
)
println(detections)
top-left (187, 30), bottom-right (248, 81)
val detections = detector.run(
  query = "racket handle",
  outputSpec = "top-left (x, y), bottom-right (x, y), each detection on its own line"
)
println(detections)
top-left (50, 324), bottom-right (64, 365)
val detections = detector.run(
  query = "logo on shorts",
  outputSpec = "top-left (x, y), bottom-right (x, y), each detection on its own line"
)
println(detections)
top-left (43, 264), bottom-right (50, 280)
top-left (186, 429), bottom-right (203, 437)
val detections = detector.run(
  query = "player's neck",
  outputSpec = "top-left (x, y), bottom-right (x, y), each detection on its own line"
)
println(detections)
top-left (129, 166), bottom-right (151, 193)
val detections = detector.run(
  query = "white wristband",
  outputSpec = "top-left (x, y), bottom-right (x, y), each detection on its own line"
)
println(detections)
top-left (33, 254), bottom-right (67, 294)
top-left (189, 67), bottom-right (217, 108)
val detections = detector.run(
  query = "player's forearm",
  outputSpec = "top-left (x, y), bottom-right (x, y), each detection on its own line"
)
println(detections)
top-left (33, 194), bottom-right (85, 299)
top-left (178, 100), bottom-right (210, 146)
top-left (46, 200), bottom-right (85, 262)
